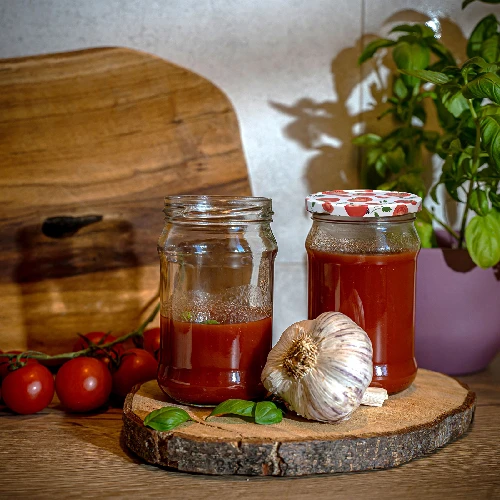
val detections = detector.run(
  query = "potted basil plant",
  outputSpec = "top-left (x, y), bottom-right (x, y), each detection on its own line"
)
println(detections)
top-left (354, 1), bottom-right (500, 374)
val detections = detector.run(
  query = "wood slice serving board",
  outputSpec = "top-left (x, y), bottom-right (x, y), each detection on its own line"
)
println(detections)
top-left (123, 369), bottom-right (476, 476)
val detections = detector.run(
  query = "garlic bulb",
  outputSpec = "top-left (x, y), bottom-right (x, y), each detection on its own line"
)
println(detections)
top-left (261, 312), bottom-right (376, 423)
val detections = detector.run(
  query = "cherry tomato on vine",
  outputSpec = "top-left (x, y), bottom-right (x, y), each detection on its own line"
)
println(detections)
top-left (142, 328), bottom-right (161, 360)
top-left (112, 348), bottom-right (158, 398)
top-left (72, 332), bottom-right (122, 352)
top-left (2, 363), bottom-right (54, 414)
top-left (0, 351), bottom-right (38, 380)
top-left (55, 357), bottom-right (112, 412)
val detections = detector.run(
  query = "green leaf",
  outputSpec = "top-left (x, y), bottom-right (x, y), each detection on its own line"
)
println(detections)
top-left (352, 133), bottom-right (382, 146)
top-left (358, 38), bottom-right (397, 64)
top-left (427, 38), bottom-right (456, 65)
top-left (449, 138), bottom-right (462, 153)
top-left (415, 218), bottom-right (436, 248)
top-left (393, 42), bottom-right (430, 87)
top-left (399, 69), bottom-right (450, 85)
top-left (180, 311), bottom-right (193, 322)
top-left (467, 14), bottom-right (499, 58)
top-left (479, 104), bottom-right (500, 118)
top-left (469, 188), bottom-right (491, 215)
top-left (440, 87), bottom-right (470, 118)
top-left (381, 206), bottom-right (392, 213)
top-left (465, 210), bottom-right (500, 268)
top-left (385, 147), bottom-right (406, 173)
top-left (393, 77), bottom-right (409, 99)
top-left (144, 407), bottom-right (191, 432)
top-left (480, 34), bottom-right (500, 63)
top-left (201, 319), bottom-right (220, 325)
top-left (490, 191), bottom-right (500, 210)
top-left (210, 399), bottom-right (256, 417)
top-left (480, 115), bottom-right (500, 171)
top-left (390, 24), bottom-right (435, 38)
top-left (254, 402), bottom-right (283, 425)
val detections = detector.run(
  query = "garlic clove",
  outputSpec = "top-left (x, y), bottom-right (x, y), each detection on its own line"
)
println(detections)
top-left (261, 312), bottom-right (374, 423)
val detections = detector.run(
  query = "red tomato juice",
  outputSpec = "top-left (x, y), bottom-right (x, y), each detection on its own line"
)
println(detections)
top-left (158, 316), bottom-right (272, 405)
top-left (307, 249), bottom-right (418, 394)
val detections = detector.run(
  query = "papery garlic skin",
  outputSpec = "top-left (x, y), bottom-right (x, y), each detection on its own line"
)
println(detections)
top-left (261, 312), bottom-right (373, 423)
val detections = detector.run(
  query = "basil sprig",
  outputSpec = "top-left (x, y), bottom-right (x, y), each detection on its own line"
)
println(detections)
top-left (144, 407), bottom-right (191, 431)
top-left (210, 399), bottom-right (283, 425)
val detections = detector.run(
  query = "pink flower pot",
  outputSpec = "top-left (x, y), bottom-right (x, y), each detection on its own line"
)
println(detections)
top-left (415, 248), bottom-right (500, 375)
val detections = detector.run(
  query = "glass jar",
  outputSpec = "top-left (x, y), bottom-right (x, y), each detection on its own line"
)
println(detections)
top-left (157, 196), bottom-right (278, 406)
top-left (305, 190), bottom-right (421, 394)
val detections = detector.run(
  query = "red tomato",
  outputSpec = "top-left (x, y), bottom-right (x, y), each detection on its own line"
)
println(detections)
top-left (345, 205), bottom-right (369, 217)
top-left (0, 351), bottom-right (38, 380)
top-left (143, 328), bottom-right (161, 360)
top-left (112, 348), bottom-right (158, 398)
top-left (394, 204), bottom-right (409, 216)
top-left (55, 357), bottom-right (112, 412)
top-left (322, 202), bottom-right (334, 214)
top-left (2, 363), bottom-right (54, 414)
top-left (347, 197), bottom-right (372, 202)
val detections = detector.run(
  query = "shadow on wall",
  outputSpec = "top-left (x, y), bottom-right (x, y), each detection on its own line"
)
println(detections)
top-left (271, 10), bottom-right (466, 194)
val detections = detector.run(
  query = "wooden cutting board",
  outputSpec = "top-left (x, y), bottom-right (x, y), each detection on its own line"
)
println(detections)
top-left (123, 369), bottom-right (476, 476)
top-left (0, 47), bottom-right (251, 353)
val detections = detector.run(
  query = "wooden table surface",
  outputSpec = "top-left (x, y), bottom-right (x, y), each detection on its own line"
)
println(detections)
top-left (1, 356), bottom-right (499, 500)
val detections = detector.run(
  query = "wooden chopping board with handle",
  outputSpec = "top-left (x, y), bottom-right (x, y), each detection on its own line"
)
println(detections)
top-left (0, 47), bottom-right (251, 353)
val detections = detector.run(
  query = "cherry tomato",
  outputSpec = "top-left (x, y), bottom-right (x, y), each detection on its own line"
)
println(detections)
top-left (55, 357), bottom-right (112, 412)
top-left (2, 363), bottom-right (54, 414)
top-left (0, 351), bottom-right (38, 380)
top-left (73, 332), bottom-right (120, 352)
top-left (112, 348), bottom-right (158, 398)
top-left (143, 328), bottom-right (161, 360)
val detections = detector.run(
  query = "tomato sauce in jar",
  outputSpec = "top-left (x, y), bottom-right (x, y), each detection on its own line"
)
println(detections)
top-left (157, 196), bottom-right (277, 406)
top-left (305, 190), bottom-right (421, 394)
top-left (158, 315), bottom-right (272, 405)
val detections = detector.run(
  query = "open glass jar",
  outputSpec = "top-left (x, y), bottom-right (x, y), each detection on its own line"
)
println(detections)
top-left (305, 190), bottom-right (421, 394)
top-left (157, 196), bottom-right (278, 406)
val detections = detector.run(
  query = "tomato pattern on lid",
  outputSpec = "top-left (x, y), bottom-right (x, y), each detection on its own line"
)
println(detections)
top-left (305, 189), bottom-right (422, 217)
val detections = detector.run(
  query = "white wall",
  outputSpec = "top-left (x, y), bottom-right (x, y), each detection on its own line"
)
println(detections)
top-left (0, 0), bottom-right (496, 339)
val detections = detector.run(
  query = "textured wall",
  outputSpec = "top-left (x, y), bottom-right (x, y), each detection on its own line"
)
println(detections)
top-left (0, 0), bottom-right (496, 338)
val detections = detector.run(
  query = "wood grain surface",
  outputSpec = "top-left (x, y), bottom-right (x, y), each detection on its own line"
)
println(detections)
top-left (0, 357), bottom-right (499, 499)
top-left (0, 47), bottom-right (251, 354)
top-left (122, 370), bottom-right (475, 475)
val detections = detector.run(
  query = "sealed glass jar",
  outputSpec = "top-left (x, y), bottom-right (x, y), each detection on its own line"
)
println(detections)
top-left (305, 189), bottom-right (421, 394)
top-left (157, 196), bottom-right (278, 405)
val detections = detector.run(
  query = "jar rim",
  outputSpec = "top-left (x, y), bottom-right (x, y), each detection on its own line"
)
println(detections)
top-left (163, 195), bottom-right (273, 223)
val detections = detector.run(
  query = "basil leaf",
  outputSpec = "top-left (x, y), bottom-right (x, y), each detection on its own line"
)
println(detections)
top-left (393, 42), bottom-right (430, 87)
top-left (390, 24), bottom-right (435, 38)
top-left (465, 210), bottom-right (500, 268)
top-left (480, 115), bottom-right (500, 171)
top-left (352, 133), bottom-right (382, 146)
top-left (440, 86), bottom-right (469, 118)
top-left (399, 69), bottom-right (450, 85)
top-left (463, 73), bottom-right (500, 105)
top-left (254, 402), bottom-right (283, 425)
top-left (358, 39), bottom-right (397, 65)
top-left (393, 77), bottom-right (408, 99)
top-left (480, 34), bottom-right (500, 63)
top-left (210, 399), bottom-right (255, 417)
top-left (469, 188), bottom-right (491, 216)
top-left (201, 319), bottom-right (220, 325)
top-left (144, 407), bottom-right (191, 432)
top-left (467, 14), bottom-right (498, 58)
